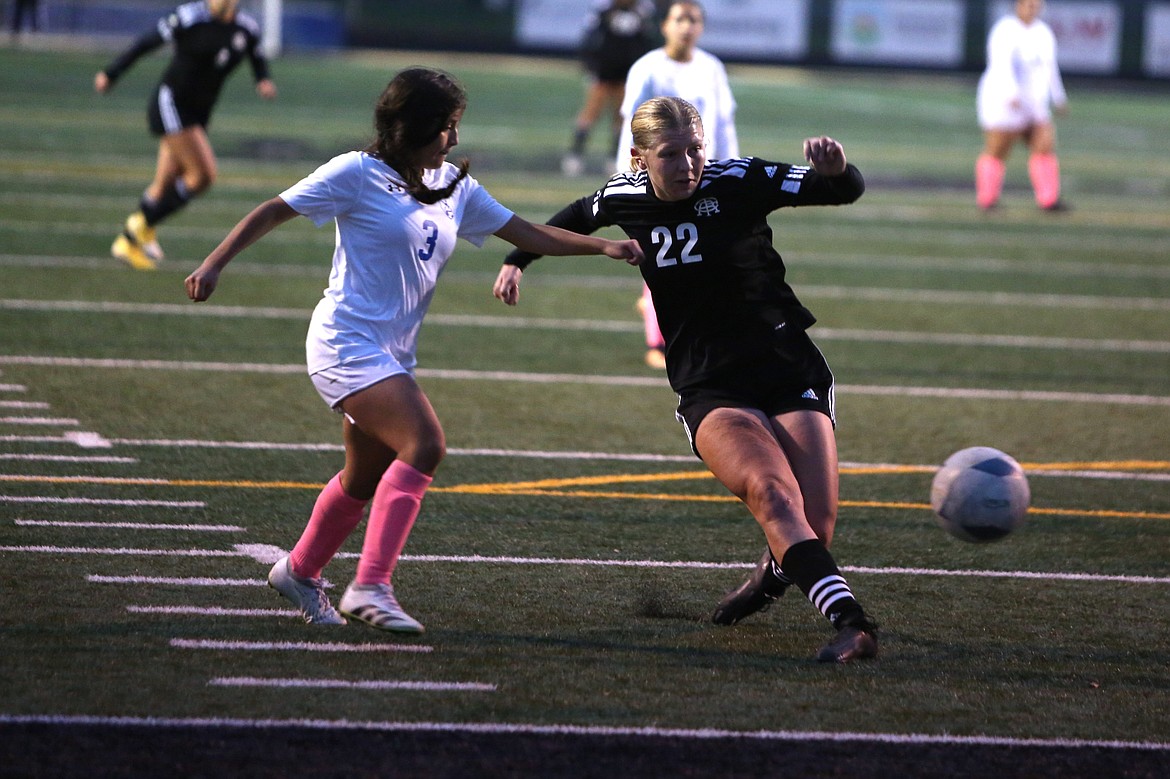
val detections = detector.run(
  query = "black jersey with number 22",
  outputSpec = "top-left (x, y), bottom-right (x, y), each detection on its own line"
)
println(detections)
top-left (507, 157), bottom-right (865, 392)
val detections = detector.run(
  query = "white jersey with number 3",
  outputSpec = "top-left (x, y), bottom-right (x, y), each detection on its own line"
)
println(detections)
top-left (280, 151), bottom-right (513, 374)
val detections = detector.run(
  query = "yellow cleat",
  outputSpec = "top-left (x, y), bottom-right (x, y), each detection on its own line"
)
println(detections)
top-left (111, 234), bottom-right (157, 271)
top-left (125, 212), bottom-right (164, 262)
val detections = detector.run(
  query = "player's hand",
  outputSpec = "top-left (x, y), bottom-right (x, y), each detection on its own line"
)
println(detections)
top-left (803, 136), bottom-right (847, 176)
top-left (606, 238), bottom-right (644, 266)
top-left (493, 265), bottom-right (523, 306)
top-left (185, 265), bottom-right (220, 302)
top-left (94, 72), bottom-right (110, 94)
top-left (256, 79), bottom-right (277, 100)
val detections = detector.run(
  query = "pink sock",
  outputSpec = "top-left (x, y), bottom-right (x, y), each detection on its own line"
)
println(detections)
top-left (1028, 152), bottom-right (1061, 208)
top-left (640, 283), bottom-right (664, 349)
top-left (354, 460), bottom-right (432, 585)
top-left (289, 473), bottom-right (367, 580)
top-left (975, 154), bottom-right (1005, 210)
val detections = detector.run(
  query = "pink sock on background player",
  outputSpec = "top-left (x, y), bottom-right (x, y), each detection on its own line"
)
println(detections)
top-left (1028, 152), bottom-right (1061, 208)
top-left (289, 472), bottom-right (368, 580)
top-left (640, 282), bottom-right (664, 349)
top-left (353, 460), bottom-right (432, 586)
top-left (975, 153), bottom-right (1006, 210)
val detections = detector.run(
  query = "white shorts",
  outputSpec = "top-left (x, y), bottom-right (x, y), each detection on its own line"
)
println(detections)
top-left (977, 79), bottom-right (1051, 132)
top-left (309, 351), bottom-right (410, 410)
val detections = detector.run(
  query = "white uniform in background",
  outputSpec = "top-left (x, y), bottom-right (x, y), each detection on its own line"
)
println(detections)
top-left (615, 46), bottom-right (739, 171)
top-left (977, 13), bottom-right (1067, 131)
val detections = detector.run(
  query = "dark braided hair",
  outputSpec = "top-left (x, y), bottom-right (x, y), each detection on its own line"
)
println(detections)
top-left (365, 68), bottom-right (471, 204)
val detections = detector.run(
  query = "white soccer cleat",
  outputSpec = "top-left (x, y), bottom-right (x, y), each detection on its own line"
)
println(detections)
top-left (339, 582), bottom-right (424, 634)
top-left (267, 556), bottom-right (346, 625)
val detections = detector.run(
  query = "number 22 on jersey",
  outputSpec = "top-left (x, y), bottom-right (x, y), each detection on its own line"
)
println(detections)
top-left (652, 222), bottom-right (702, 267)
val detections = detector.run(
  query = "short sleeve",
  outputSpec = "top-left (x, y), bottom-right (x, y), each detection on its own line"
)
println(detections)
top-left (456, 177), bottom-right (514, 247)
top-left (279, 152), bottom-right (363, 227)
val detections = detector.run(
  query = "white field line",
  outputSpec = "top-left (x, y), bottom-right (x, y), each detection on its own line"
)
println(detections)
top-left (13, 520), bottom-right (243, 532)
top-left (171, 639), bottom-right (432, 654)
top-left (0, 714), bottom-right (1166, 752)
top-left (0, 400), bottom-right (49, 409)
top-left (90, 575), bottom-right (267, 586)
top-left (1, 355), bottom-right (1167, 406)
top-left (4, 299), bottom-right (1170, 353)
top-left (0, 453), bottom-right (136, 463)
top-left (5, 438), bottom-right (1169, 481)
top-left (0, 496), bottom-right (204, 507)
top-left (127, 605), bottom-right (299, 617)
top-left (209, 677), bottom-right (496, 692)
top-left (32, 553), bottom-right (1168, 586)
top-left (0, 415), bottom-right (79, 425)
top-left (0, 384), bottom-right (28, 392)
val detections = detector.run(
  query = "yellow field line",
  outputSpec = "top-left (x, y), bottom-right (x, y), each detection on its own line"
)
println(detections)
top-left (3, 472), bottom-right (1167, 520)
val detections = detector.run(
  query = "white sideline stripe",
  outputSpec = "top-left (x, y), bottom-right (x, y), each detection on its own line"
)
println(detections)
top-left (209, 677), bottom-right (495, 692)
top-left (5, 438), bottom-right (1168, 479)
top-left (1, 545), bottom-right (238, 557)
top-left (13, 520), bottom-right (243, 532)
top-left (7, 299), bottom-right (1170, 353)
top-left (0, 714), bottom-right (1166, 752)
top-left (171, 639), bottom-right (432, 654)
top-left (0, 454), bottom-right (136, 463)
top-left (58, 556), bottom-right (1170, 586)
top-left (0, 415), bottom-right (79, 425)
top-left (128, 605), bottom-right (299, 617)
top-left (0, 496), bottom-right (204, 507)
top-left (91, 575), bottom-right (266, 586)
top-left (0, 384), bottom-right (29, 392)
top-left (0, 400), bottom-right (49, 409)
top-left (1, 356), bottom-right (1166, 406)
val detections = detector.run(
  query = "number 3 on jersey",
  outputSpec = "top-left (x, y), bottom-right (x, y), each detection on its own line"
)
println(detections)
top-left (417, 220), bottom-right (439, 262)
top-left (652, 222), bottom-right (702, 267)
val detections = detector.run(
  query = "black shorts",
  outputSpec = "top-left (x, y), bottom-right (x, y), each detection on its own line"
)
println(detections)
top-left (674, 333), bottom-right (836, 459)
top-left (147, 85), bottom-right (211, 136)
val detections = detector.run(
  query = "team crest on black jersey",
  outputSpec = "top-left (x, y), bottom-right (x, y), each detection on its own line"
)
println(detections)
top-left (694, 197), bottom-right (719, 217)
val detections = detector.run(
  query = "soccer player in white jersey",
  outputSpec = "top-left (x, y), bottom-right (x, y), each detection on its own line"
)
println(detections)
top-left (495, 97), bottom-right (878, 664)
top-left (615, 1), bottom-right (739, 370)
top-left (185, 68), bottom-right (643, 633)
top-left (976, 0), bottom-right (1069, 211)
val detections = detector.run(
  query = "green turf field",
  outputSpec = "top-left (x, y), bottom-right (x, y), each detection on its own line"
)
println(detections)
top-left (0, 44), bottom-right (1168, 776)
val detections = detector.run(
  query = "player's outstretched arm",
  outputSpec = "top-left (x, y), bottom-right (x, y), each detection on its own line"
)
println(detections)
top-left (495, 215), bottom-right (642, 265)
top-left (186, 197), bottom-right (299, 302)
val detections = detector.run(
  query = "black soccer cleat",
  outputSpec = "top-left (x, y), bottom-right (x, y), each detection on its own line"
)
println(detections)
top-left (712, 548), bottom-right (789, 625)
top-left (816, 618), bottom-right (879, 664)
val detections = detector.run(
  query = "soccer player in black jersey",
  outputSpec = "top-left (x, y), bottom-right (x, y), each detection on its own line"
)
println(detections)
top-left (495, 96), bottom-right (878, 663)
top-left (94, 0), bottom-right (276, 270)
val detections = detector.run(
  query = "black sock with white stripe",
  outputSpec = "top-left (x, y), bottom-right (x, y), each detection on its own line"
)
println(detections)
top-left (140, 180), bottom-right (191, 227)
top-left (780, 538), bottom-right (868, 630)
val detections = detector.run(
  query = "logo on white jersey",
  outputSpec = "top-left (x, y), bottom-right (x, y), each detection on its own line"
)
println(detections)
top-left (694, 197), bottom-right (720, 217)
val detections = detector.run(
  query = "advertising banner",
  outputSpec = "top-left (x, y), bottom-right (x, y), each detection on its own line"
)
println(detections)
top-left (831, 0), bottom-right (965, 66)
top-left (1143, 3), bottom-right (1170, 75)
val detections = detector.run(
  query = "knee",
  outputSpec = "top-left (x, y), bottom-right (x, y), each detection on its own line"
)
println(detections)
top-left (184, 168), bottom-right (215, 194)
top-left (409, 433), bottom-right (446, 475)
top-left (742, 473), bottom-right (801, 524)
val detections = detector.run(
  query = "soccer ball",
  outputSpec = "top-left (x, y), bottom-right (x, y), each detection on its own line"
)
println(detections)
top-left (930, 446), bottom-right (1030, 542)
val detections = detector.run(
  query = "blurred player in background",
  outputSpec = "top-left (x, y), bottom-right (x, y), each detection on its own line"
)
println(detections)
top-left (976, 0), bottom-right (1068, 211)
top-left (9, 0), bottom-right (40, 34)
top-left (495, 97), bottom-right (879, 664)
top-left (94, 0), bottom-right (276, 270)
top-left (561, 0), bottom-right (657, 177)
top-left (617, 1), bottom-right (738, 369)
top-left (186, 68), bottom-right (643, 634)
